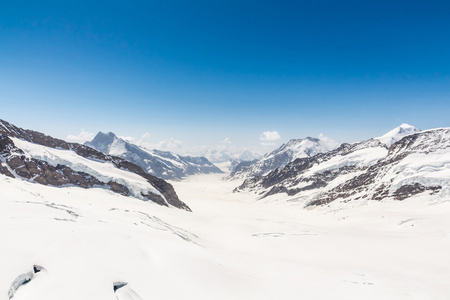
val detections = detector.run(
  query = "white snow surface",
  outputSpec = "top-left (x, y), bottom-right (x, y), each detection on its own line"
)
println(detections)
top-left (1, 172), bottom-right (450, 299)
top-left (10, 137), bottom-right (165, 203)
top-left (379, 148), bottom-right (450, 198)
top-left (304, 146), bottom-right (387, 176)
top-left (108, 138), bottom-right (127, 156)
top-left (375, 123), bottom-right (421, 147)
top-left (264, 137), bottom-right (338, 161)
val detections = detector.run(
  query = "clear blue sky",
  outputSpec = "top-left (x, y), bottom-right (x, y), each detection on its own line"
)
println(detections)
top-left (1, 0), bottom-right (449, 153)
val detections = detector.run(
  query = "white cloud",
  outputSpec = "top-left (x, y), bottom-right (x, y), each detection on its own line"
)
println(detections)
top-left (318, 133), bottom-right (339, 148)
top-left (216, 137), bottom-right (233, 151)
top-left (260, 131), bottom-right (281, 141)
top-left (66, 130), bottom-right (95, 143)
top-left (133, 132), bottom-right (152, 149)
top-left (141, 132), bottom-right (151, 141)
top-left (223, 137), bottom-right (232, 146)
top-left (126, 133), bottom-right (183, 151)
top-left (156, 138), bottom-right (183, 150)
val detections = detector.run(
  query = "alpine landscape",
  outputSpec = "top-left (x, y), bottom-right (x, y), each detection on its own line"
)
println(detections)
top-left (1, 1), bottom-right (449, 299)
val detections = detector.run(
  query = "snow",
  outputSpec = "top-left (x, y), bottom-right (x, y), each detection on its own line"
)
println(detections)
top-left (264, 137), bottom-right (337, 161)
top-left (108, 138), bottom-right (127, 156)
top-left (233, 137), bottom-right (339, 179)
top-left (213, 161), bottom-right (233, 172)
top-left (10, 137), bottom-right (165, 202)
top-left (199, 149), bottom-right (261, 164)
top-left (149, 151), bottom-right (185, 168)
top-left (376, 124), bottom-right (421, 147)
top-left (304, 146), bottom-right (387, 176)
top-left (1, 172), bottom-right (450, 299)
top-left (381, 148), bottom-right (450, 198)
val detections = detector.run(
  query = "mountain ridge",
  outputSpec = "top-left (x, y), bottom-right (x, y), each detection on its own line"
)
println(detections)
top-left (235, 126), bottom-right (450, 208)
top-left (230, 136), bottom-right (339, 179)
top-left (86, 131), bottom-right (223, 180)
top-left (0, 119), bottom-right (190, 210)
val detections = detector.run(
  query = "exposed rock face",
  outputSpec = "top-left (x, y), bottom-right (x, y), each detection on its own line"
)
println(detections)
top-left (0, 119), bottom-right (190, 211)
top-left (392, 183), bottom-right (441, 201)
top-left (230, 159), bottom-right (258, 178)
top-left (86, 132), bottom-right (223, 180)
top-left (0, 135), bottom-right (103, 187)
top-left (236, 139), bottom-right (385, 197)
top-left (310, 129), bottom-right (449, 206)
top-left (236, 128), bottom-right (450, 206)
top-left (231, 137), bottom-right (338, 179)
top-left (107, 180), bottom-right (130, 196)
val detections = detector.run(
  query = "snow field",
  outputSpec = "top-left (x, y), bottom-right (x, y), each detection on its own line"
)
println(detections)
top-left (1, 173), bottom-right (449, 299)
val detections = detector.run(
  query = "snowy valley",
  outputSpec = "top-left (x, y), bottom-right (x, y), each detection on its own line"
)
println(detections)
top-left (1, 120), bottom-right (450, 299)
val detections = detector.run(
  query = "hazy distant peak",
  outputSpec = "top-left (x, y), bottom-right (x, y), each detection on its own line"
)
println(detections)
top-left (85, 131), bottom-right (222, 180)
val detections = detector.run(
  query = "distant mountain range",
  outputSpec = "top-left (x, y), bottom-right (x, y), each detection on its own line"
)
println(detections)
top-left (200, 149), bottom-right (262, 164)
top-left (0, 119), bottom-right (190, 210)
top-left (230, 136), bottom-right (338, 179)
top-left (2, 118), bottom-right (447, 210)
top-left (196, 149), bottom-right (262, 172)
top-left (85, 132), bottom-right (223, 180)
top-left (234, 124), bottom-right (450, 206)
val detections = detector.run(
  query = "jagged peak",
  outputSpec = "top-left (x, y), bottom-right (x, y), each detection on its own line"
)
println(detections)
top-left (93, 131), bottom-right (118, 140)
top-left (376, 124), bottom-right (421, 147)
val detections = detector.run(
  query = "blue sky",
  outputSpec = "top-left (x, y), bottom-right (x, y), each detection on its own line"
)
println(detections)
top-left (1, 0), bottom-right (449, 153)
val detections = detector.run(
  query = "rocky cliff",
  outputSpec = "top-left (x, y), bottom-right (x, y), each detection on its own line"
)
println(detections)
top-left (0, 119), bottom-right (190, 210)
top-left (235, 127), bottom-right (450, 207)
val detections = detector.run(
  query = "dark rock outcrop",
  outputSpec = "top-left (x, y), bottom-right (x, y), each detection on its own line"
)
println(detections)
top-left (392, 183), bottom-right (441, 201)
top-left (236, 139), bottom-right (383, 196)
top-left (236, 128), bottom-right (450, 206)
top-left (310, 129), bottom-right (449, 206)
top-left (0, 120), bottom-right (190, 210)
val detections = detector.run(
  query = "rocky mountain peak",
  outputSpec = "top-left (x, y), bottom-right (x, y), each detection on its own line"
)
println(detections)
top-left (231, 135), bottom-right (338, 179)
top-left (85, 131), bottom-right (222, 180)
top-left (0, 119), bottom-right (190, 210)
top-left (235, 127), bottom-right (450, 208)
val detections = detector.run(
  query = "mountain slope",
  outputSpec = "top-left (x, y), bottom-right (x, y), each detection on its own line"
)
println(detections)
top-left (312, 128), bottom-right (450, 206)
top-left (235, 127), bottom-right (450, 207)
top-left (86, 132), bottom-right (223, 180)
top-left (0, 119), bottom-right (189, 210)
top-left (231, 137), bottom-right (338, 179)
top-left (375, 123), bottom-right (421, 147)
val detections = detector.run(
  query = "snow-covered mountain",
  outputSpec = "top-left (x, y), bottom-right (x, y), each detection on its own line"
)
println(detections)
top-left (0, 119), bottom-right (189, 210)
top-left (200, 149), bottom-right (261, 164)
top-left (86, 132), bottom-right (223, 180)
top-left (236, 126), bottom-right (450, 207)
top-left (231, 137), bottom-right (339, 179)
top-left (2, 121), bottom-right (450, 299)
top-left (375, 123), bottom-right (421, 147)
top-left (197, 149), bottom-right (262, 172)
